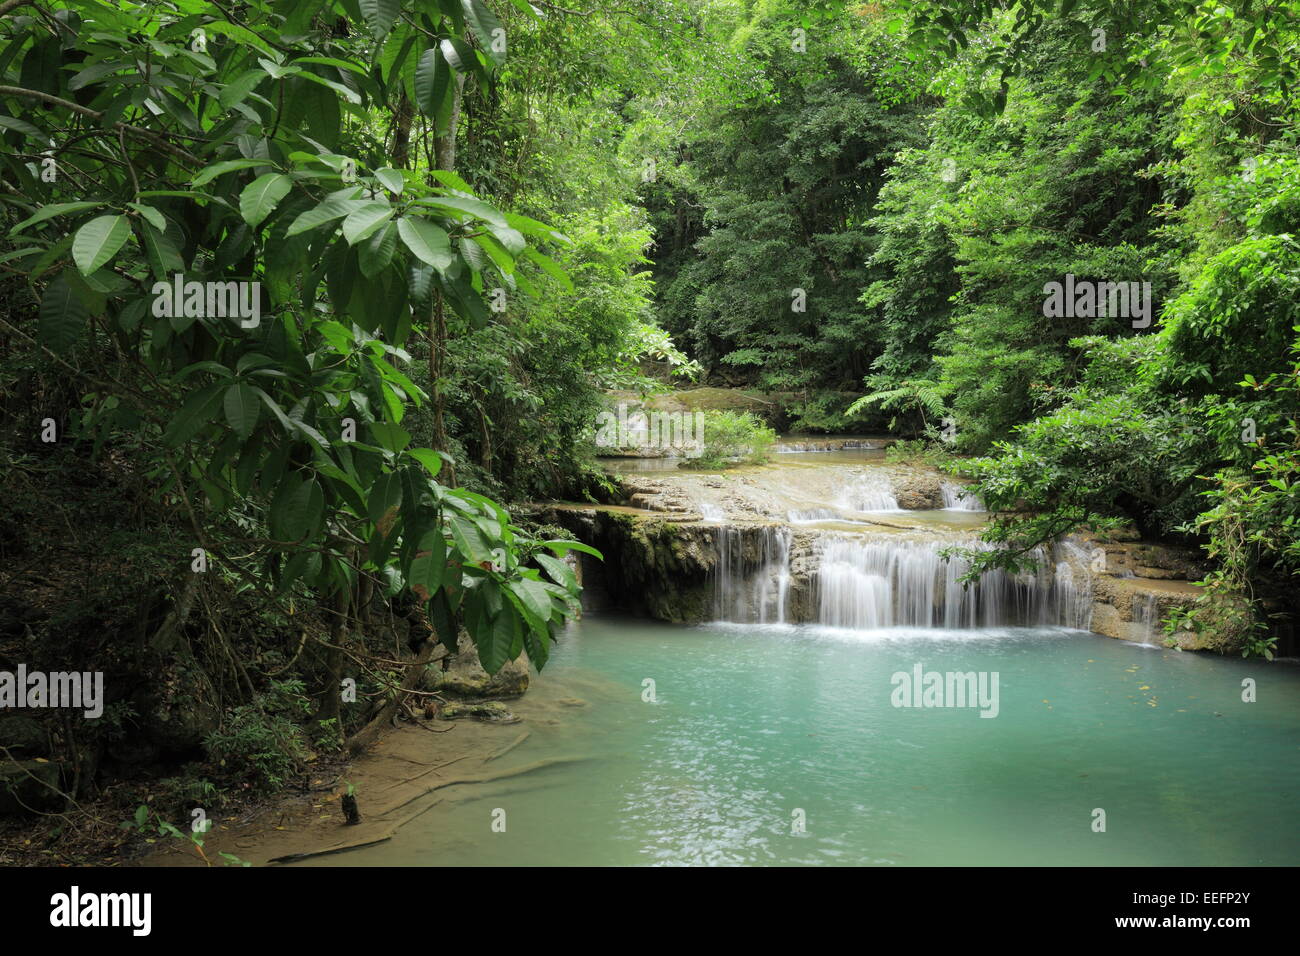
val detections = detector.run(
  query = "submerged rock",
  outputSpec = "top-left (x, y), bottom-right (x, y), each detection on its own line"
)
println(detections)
top-left (439, 700), bottom-right (519, 723)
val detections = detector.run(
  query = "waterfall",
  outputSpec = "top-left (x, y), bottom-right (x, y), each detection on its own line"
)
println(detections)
top-left (1053, 540), bottom-right (1096, 631)
top-left (699, 502), bottom-right (726, 521)
top-left (712, 525), bottom-right (792, 624)
top-left (788, 507), bottom-right (843, 523)
top-left (941, 481), bottom-right (986, 511)
top-left (815, 536), bottom-right (1057, 629)
top-left (1133, 593), bottom-right (1160, 643)
top-left (836, 475), bottom-right (902, 512)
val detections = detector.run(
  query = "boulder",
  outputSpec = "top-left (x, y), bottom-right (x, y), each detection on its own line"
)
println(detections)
top-left (0, 715), bottom-right (49, 757)
top-left (0, 758), bottom-right (62, 815)
top-left (430, 632), bottom-right (530, 699)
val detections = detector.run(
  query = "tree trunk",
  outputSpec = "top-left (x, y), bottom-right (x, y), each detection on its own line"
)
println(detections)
top-left (427, 71), bottom-right (467, 488)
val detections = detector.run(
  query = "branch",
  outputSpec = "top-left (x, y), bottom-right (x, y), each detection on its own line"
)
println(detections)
top-left (0, 85), bottom-right (201, 165)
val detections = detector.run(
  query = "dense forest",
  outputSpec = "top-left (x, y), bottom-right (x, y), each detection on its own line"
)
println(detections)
top-left (1, 0), bottom-right (1298, 865)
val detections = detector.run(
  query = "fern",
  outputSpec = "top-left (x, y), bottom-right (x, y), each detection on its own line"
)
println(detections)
top-left (846, 377), bottom-right (947, 425)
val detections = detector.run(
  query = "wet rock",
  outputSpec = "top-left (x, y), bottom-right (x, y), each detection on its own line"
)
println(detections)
top-left (439, 700), bottom-right (519, 723)
top-left (432, 632), bottom-right (530, 699)
top-left (0, 758), bottom-right (62, 815)
top-left (886, 466), bottom-right (946, 509)
top-left (0, 715), bottom-right (49, 757)
top-left (1135, 566), bottom-right (1184, 580)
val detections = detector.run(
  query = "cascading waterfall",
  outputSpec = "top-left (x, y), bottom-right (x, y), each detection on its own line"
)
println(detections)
top-left (1053, 540), bottom-right (1096, 631)
top-left (698, 502), bottom-right (726, 521)
top-left (787, 507), bottom-right (843, 523)
top-left (1132, 593), bottom-right (1160, 643)
top-left (941, 481), bottom-right (986, 511)
top-left (712, 525), bottom-right (793, 624)
top-left (836, 475), bottom-right (902, 512)
top-left (815, 536), bottom-right (1059, 629)
top-left (704, 464), bottom-right (1097, 630)
top-left (709, 528), bottom-right (1096, 630)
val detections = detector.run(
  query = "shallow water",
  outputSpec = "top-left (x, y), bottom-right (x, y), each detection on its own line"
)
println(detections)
top-left (599, 447), bottom-right (888, 474)
top-left (319, 617), bottom-right (1300, 867)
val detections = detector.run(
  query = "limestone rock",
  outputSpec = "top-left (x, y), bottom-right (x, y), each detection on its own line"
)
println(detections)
top-left (0, 758), bottom-right (62, 815)
top-left (431, 632), bottom-right (530, 699)
top-left (0, 715), bottom-right (49, 757)
top-left (439, 700), bottom-right (519, 723)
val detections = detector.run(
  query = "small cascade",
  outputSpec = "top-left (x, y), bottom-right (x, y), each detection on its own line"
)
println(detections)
top-left (941, 481), bottom-right (986, 512)
top-left (787, 507), bottom-right (842, 523)
top-left (1132, 593), bottom-right (1160, 643)
top-left (712, 525), bottom-right (793, 624)
top-left (815, 536), bottom-right (1057, 629)
top-left (836, 475), bottom-right (902, 513)
top-left (698, 502), bottom-right (726, 521)
top-left (1053, 540), bottom-right (1096, 631)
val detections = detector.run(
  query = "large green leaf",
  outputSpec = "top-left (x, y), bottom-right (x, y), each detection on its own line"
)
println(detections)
top-left (461, 0), bottom-right (506, 65)
top-left (374, 167), bottom-right (404, 196)
top-left (72, 215), bottom-right (130, 275)
top-left (8, 201), bottom-right (103, 236)
top-left (162, 384), bottom-right (226, 447)
top-left (342, 201), bottom-right (394, 245)
top-left (439, 36), bottom-right (477, 73)
top-left (358, 221), bottom-right (398, 278)
top-left (397, 217), bottom-right (453, 271)
top-left (271, 474), bottom-right (322, 542)
top-left (414, 46), bottom-right (450, 116)
top-left (141, 223), bottom-right (183, 280)
top-left (448, 513), bottom-right (493, 565)
top-left (511, 577), bottom-right (554, 624)
top-left (406, 447), bottom-right (445, 479)
top-left (223, 383), bottom-right (260, 440)
top-left (368, 470), bottom-right (404, 527)
top-left (476, 600), bottom-right (518, 674)
top-left (359, 0), bottom-right (400, 38)
top-left (286, 196), bottom-right (367, 238)
top-left (37, 272), bottom-right (88, 353)
top-left (240, 173), bottom-right (292, 227)
top-left (409, 530), bottom-right (447, 599)
top-left (191, 158), bottom-right (270, 187)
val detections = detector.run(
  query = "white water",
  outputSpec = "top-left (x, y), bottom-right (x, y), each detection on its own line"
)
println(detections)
top-left (836, 475), bottom-right (902, 513)
top-left (712, 525), bottom-right (793, 624)
top-left (1133, 593), bottom-right (1161, 643)
top-left (941, 481), bottom-right (986, 511)
top-left (698, 502), bottom-right (726, 521)
top-left (710, 529), bottom-right (1093, 631)
top-left (815, 536), bottom-right (1060, 629)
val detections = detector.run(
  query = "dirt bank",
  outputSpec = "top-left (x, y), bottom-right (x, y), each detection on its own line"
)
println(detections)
top-left (143, 668), bottom-right (596, 867)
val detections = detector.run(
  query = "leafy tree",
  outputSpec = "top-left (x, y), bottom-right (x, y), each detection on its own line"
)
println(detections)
top-left (0, 0), bottom-right (597, 762)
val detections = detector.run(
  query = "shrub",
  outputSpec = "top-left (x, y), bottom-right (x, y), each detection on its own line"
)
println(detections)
top-left (683, 411), bottom-right (777, 469)
top-left (204, 680), bottom-right (314, 791)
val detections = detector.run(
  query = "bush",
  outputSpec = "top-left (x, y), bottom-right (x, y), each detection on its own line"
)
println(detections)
top-left (203, 680), bottom-right (314, 791)
top-left (683, 411), bottom-right (777, 469)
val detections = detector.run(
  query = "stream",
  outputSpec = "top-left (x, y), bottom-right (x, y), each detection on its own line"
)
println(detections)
top-left (311, 449), bottom-right (1300, 866)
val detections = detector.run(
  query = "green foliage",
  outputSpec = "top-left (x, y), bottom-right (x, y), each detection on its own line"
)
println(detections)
top-left (203, 680), bottom-right (314, 791)
top-left (648, 7), bottom-right (929, 392)
top-left (883, 438), bottom-right (962, 473)
top-left (123, 804), bottom-right (250, 867)
top-left (683, 410), bottom-right (776, 469)
top-left (1, 0), bottom-right (599, 681)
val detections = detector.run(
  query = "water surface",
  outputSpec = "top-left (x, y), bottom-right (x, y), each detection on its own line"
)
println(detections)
top-left (323, 617), bottom-right (1300, 866)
